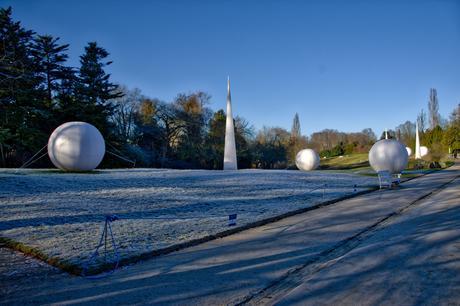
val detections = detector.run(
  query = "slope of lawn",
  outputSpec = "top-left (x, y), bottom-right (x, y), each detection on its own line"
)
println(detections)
top-left (319, 153), bottom-right (370, 170)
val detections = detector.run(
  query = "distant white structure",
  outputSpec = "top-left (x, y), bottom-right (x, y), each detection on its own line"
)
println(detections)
top-left (223, 77), bottom-right (237, 170)
top-left (420, 146), bottom-right (429, 157)
top-left (385, 129), bottom-right (388, 139)
top-left (415, 120), bottom-right (421, 159)
top-left (296, 149), bottom-right (320, 171)
top-left (406, 147), bottom-right (412, 156)
top-left (48, 122), bottom-right (105, 171)
top-left (369, 139), bottom-right (408, 174)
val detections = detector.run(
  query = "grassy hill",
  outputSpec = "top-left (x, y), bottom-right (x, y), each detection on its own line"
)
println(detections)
top-left (319, 153), bottom-right (369, 170)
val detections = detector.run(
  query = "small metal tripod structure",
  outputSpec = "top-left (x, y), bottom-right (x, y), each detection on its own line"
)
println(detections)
top-left (82, 215), bottom-right (120, 278)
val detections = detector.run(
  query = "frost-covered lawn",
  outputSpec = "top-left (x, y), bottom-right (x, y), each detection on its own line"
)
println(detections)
top-left (0, 168), bottom-right (376, 269)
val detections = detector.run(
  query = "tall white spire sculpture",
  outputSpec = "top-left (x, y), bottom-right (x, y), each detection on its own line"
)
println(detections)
top-left (223, 77), bottom-right (238, 170)
top-left (415, 120), bottom-right (421, 159)
top-left (385, 129), bottom-right (388, 139)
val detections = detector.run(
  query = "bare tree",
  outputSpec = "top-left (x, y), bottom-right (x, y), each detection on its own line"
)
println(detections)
top-left (110, 86), bottom-right (143, 142)
top-left (395, 121), bottom-right (416, 146)
top-left (155, 102), bottom-right (186, 165)
top-left (417, 109), bottom-right (427, 133)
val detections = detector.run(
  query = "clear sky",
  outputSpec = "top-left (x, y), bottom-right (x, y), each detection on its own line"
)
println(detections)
top-left (4, 0), bottom-right (460, 137)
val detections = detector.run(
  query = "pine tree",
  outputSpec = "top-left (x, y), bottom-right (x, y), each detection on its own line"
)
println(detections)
top-left (31, 35), bottom-right (70, 106)
top-left (75, 41), bottom-right (121, 135)
top-left (205, 110), bottom-right (226, 169)
top-left (0, 7), bottom-right (47, 166)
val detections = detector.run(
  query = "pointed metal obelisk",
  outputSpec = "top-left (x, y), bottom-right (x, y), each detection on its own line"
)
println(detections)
top-left (384, 129), bottom-right (388, 139)
top-left (223, 77), bottom-right (238, 170)
top-left (415, 120), bottom-right (421, 159)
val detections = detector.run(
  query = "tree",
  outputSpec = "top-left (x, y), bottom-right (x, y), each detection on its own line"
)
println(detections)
top-left (417, 109), bottom-right (427, 133)
top-left (361, 128), bottom-right (377, 143)
top-left (135, 98), bottom-right (161, 166)
top-left (155, 101), bottom-right (186, 167)
top-left (253, 126), bottom-right (290, 169)
top-left (204, 110), bottom-right (226, 169)
top-left (174, 91), bottom-right (211, 167)
top-left (287, 113), bottom-right (307, 166)
top-left (395, 121), bottom-right (415, 147)
top-left (309, 129), bottom-right (346, 152)
top-left (428, 88), bottom-right (440, 129)
top-left (234, 116), bottom-right (254, 168)
top-left (291, 113), bottom-right (301, 140)
top-left (0, 7), bottom-right (48, 166)
top-left (31, 35), bottom-right (69, 106)
top-left (443, 104), bottom-right (460, 156)
top-left (110, 86), bottom-right (143, 142)
top-left (75, 41), bottom-right (121, 135)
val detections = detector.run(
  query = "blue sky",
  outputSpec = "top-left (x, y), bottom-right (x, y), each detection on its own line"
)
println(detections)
top-left (4, 0), bottom-right (460, 137)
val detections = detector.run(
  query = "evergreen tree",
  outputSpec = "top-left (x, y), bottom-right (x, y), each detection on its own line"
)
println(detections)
top-left (75, 41), bottom-right (121, 135)
top-left (31, 35), bottom-right (70, 106)
top-left (0, 7), bottom-right (47, 166)
top-left (205, 110), bottom-right (226, 169)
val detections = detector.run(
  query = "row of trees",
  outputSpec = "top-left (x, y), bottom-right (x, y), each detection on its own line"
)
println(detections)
top-left (1, 7), bottom-right (120, 167)
top-left (388, 89), bottom-right (460, 161)
top-left (1, 7), bottom-right (458, 169)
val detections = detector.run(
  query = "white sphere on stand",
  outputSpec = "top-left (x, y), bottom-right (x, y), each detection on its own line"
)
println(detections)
top-left (48, 122), bottom-right (105, 171)
top-left (406, 147), bottom-right (412, 156)
top-left (420, 146), bottom-right (429, 157)
top-left (295, 149), bottom-right (320, 171)
top-left (369, 139), bottom-right (408, 174)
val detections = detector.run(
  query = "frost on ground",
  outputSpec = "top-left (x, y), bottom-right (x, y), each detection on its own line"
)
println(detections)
top-left (0, 168), bottom-right (376, 269)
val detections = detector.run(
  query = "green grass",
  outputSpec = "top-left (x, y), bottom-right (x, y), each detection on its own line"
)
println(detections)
top-left (318, 153), bottom-right (454, 178)
top-left (319, 153), bottom-right (370, 170)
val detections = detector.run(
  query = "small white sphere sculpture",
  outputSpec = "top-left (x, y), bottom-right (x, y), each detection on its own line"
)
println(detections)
top-left (369, 139), bottom-right (408, 174)
top-left (48, 122), bottom-right (105, 171)
top-left (296, 149), bottom-right (320, 171)
top-left (420, 146), bottom-right (429, 157)
top-left (406, 147), bottom-right (412, 156)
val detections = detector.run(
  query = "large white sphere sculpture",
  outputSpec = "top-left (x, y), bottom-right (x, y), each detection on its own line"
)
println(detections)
top-left (420, 146), bottom-right (429, 157)
top-left (406, 147), bottom-right (412, 156)
top-left (369, 139), bottom-right (408, 174)
top-left (48, 122), bottom-right (105, 171)
top-left (296, 149), bottom-right (320, 171)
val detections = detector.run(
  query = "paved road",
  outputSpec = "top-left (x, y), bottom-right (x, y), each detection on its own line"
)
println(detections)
top-left (1, 165), bottom-right (459, 305)
top-left (260, 177), bottom-right (460, 306)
